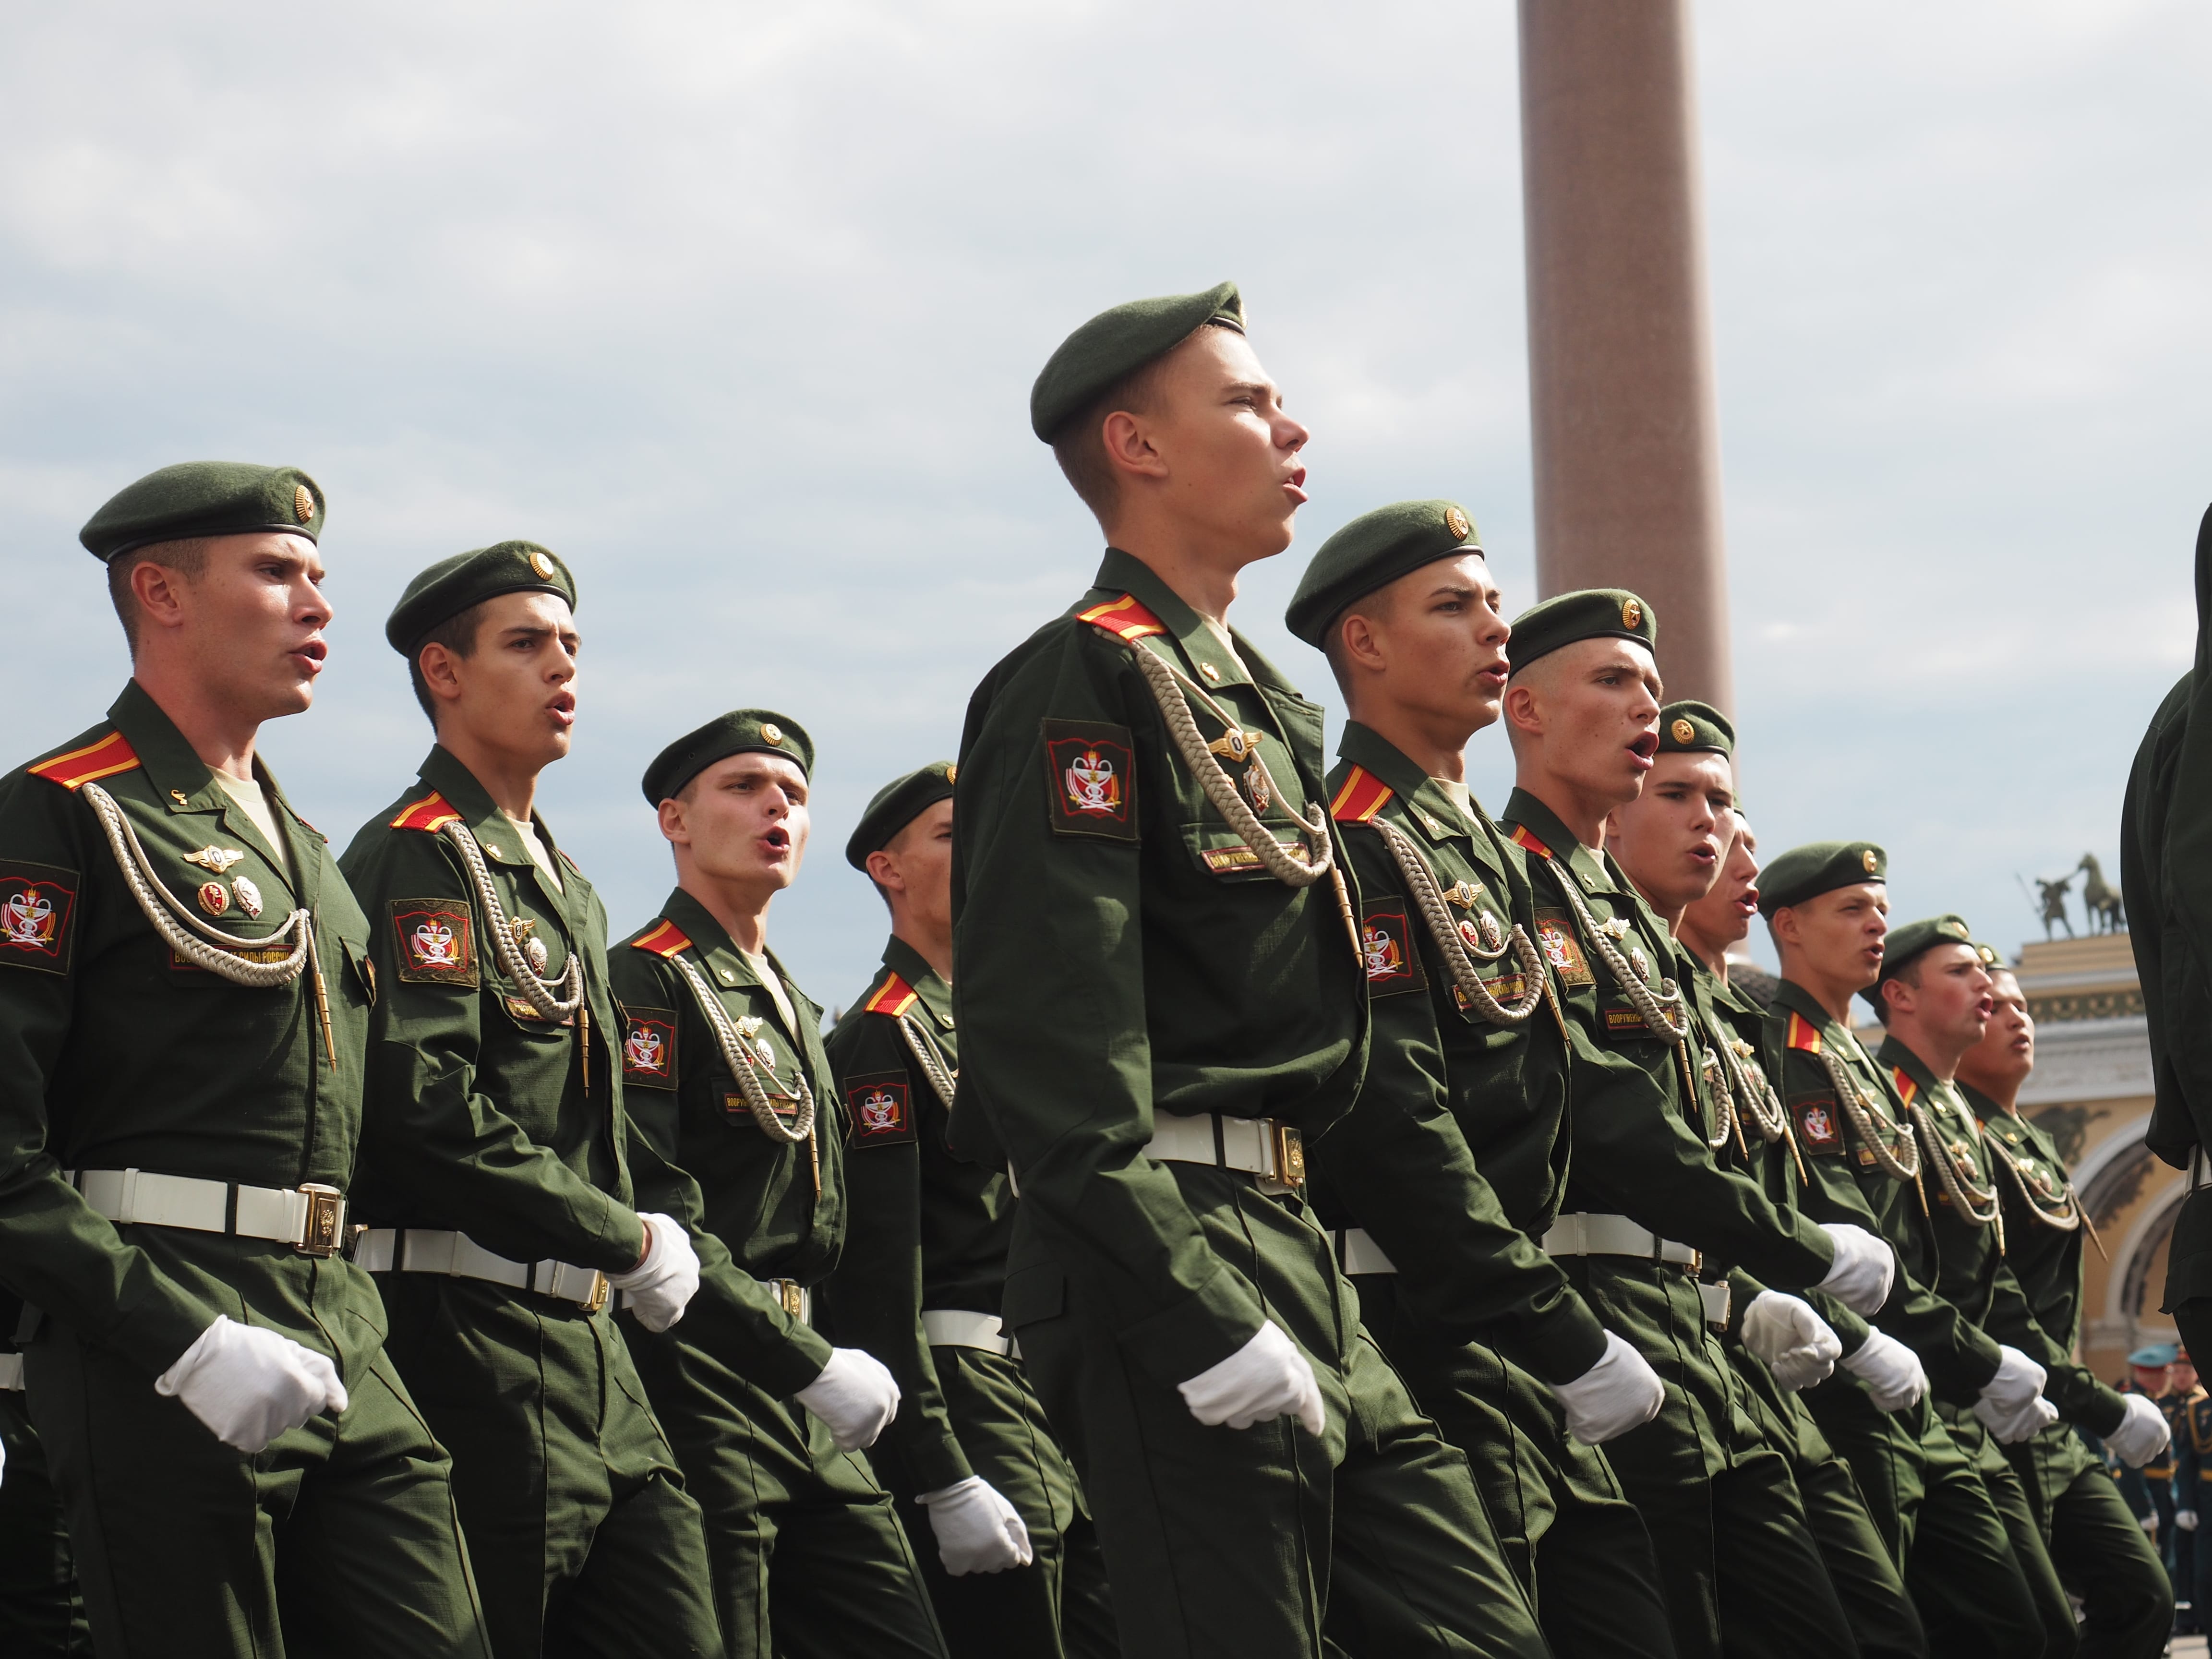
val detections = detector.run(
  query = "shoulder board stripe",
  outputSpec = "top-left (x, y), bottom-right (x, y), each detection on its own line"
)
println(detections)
top-left (1889, 1069), bottom-right (1919, 1109)
top-left (631, 919), bottom-right (693, 959)
top-left (28, 730), bottom-right (141, 791)
top-left (1507, 824), bottom-right (1554, 860)
top-left (1786, 1011), bottom-right (1823, 1055)
top-left (390, 792), bottom-right (464, 833)
top-left (1329, 766), bottom-right (1395, 825)
top-left (864, 972), bottom-right (921, 1018)
top-left (1075, 594), bottom-right (1168, 643)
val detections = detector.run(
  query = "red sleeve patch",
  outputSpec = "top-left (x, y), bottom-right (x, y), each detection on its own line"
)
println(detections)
top-left (1791, 1094), bottom-right (1843, 1154)
top-left (846, 1070), bottom-right (917, 1146)
top-left (1357, 898), bottom-right (1427, 997)
top-left (621, 1006), bottom-right (679, 1089)
top-left (1043, 719), bottom-right (1138, 842)
top-left (0, 861), bottom-right (80, 976)
top-left (1531, 910), bottom-right (1594, 987)
top-left (389, 899), bottom-right (478, 986)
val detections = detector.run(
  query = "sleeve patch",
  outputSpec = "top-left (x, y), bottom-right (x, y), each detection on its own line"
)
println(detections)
top-left (846, 1070), bottom-right (918, 1146)
top-left (1042, 719), bottom-right (1138, 841)
top-left (621, 1006), bottom-right (679, 1088)
top-left (389, 899), bottom-right (479, 987)
top-left (1358, 898), bottom-right (1428, 997)
top-left (1531, 910), bottom-right (1594, 987)
top-left (0, 861), bottom-right (80, 976)
top-left (1790, 1094), bottom-right (1843, 1155)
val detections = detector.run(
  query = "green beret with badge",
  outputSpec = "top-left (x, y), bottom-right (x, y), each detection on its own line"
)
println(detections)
top-left (1657, 700), bottom-right (1733, 757)
top-left (1506, 588), bottom-right (1658, 677)
top-left (80, 461), bottom-right (325, 562)
top-left (1030, 280), bottom-right (1245, 443)
top-left (1755, 841), bottom-right (1887, 918)
top-left (1284, 499), bottom-right (1483, 648)
top-left (1970, 940), bottom-right (2008, 973)
top-left (844, 761), bottom-right (957, 870)
top-left (1875, 914), bottom-right (1976, 989)
top-left (385, 541), bottom-right (577, 655)
top-left (642, 709), bottom-right (814, 805)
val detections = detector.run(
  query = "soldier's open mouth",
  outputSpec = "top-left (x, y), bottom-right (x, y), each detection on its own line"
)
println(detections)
top-left (1628, 732), bottom-right (1659, 762)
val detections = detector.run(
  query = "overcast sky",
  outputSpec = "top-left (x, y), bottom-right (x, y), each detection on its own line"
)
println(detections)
top-left (3, 1), bottom-right (2203, 1000)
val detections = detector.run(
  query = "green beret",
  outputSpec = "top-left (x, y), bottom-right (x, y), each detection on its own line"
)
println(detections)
top-left (385, 541), bottom-right (577, 655)
top-left (642, 709), bottom-right (813, 805)
top-left (1658, 700), bottom-right (1734, 757)
top-left (845, 761), bottom-right (958, 871)
top-left (1030, 281), bottom-right (1245, 443)
top-left (1756, 841), bottom-right (1887, 919)
top-left (1875, 914), bottom-right (1977, 988)
top-left (1283, 499), bottom-right (1483, 648)
top-left (1507, 588), bottom-right (1658, 676)
top-left (80, 461), bottom-right (325, 562)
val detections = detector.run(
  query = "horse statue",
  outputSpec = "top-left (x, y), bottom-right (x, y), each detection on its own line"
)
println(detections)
top-left (2032, 874), bottom-right (2074, 940)
top-left (2076, 853), bottom-right (2125, 934)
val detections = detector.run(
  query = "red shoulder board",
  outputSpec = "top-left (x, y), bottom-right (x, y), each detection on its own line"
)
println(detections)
top-left (390, 792), bottom-right (464, 833)
top-left (864, 971), bottom-right (920, 1018)
top-left (1330, 766), bottom-right (1395, 825)
top-left (631, 919), bottom-right (693, 959)
top-left (1075, 594), bottom-right (1168, 644)
top-left (1786, 1011), bottom-right (1824, 1055)
top-left (1507, 824), bottom-right (1554, 860)
top-left (28, 730), bottom-right (141, 792)
top-left (1889, 1069), bottom-right (1919, 1110)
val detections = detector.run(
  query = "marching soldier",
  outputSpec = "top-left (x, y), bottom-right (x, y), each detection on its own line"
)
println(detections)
top-left (0, 464), bottom-right (489, 1657)
top-left (2117, 1345), bottom-right (2180, 1587)
top-left (953, 284), bottom-right (1550, 1658)
top-left (609, 713), bottom-right (959, 1656)
top-left (1759, 851), bottom-right (2055, 1655)
top-left (341, 545), bottom-right (723, 1659)
top-left (824, 761), bottom-right (1116, 1657)
top-left (1492, 591), bottom-right (1895, 1659)
top-left (1954, 951), bottom-right (2173, 1654)
top-left (1607, 724), bottom-right (1927, 1659)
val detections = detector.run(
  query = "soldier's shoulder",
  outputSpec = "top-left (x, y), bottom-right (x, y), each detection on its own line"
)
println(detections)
top-left (0, 722), bottom-right (141, 845)
top-left (823, 975), bottom-right (904, 1070)
top-left (336, 783), bottom-right (460, 875)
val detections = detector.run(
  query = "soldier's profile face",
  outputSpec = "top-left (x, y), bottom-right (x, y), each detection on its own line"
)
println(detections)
top-left (667, 750), bottom-right (810, 894)
top-left (1778, 882), bottom-right (1888, 989)
top-left (431, 590), bottom-right (580, 769)
top-left (1130, 326), bottom-right (1309, 564)
top-left (1346, 554), bottom-right (1508, 732)
top-left (1516, 637), bottom-right (1662, 810)
top-left (1682, 826), bottom-right (1759, 950)
top-left (156, 530), bottom-right (331, 723)
top-left (1958, 969), bottom-right (2033, 1094)
top-left (1608, 750), bottom-right (1734, 913)
top-left (1891, 942), bottom-right (1993, 1048)
top-left (876, 797), bottom-right (954, 934)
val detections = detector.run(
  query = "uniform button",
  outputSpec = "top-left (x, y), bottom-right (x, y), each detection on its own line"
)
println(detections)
top-left (1200, 663), bottom-right (1221, 682)
top-left (720, 970), bottom-right (736, 985)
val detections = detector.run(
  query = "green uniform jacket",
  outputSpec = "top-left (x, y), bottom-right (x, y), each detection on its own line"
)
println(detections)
top-left (607, 889), bottom-right (839, 1397)
top-left (950, 549), bottom-right (1368, 1385)
top-left (1764, 983), bottom-right (2003, 1402)
top-left (820, 938), bottom-right (999, 1493)
top-left (1304, 724), bottom-right (1606, 1383)
top-left (1960, 1082), bottom-right (2129, 1437)
top-left (0, 683), bottom-right (381, 1374)
top-left (339, 746), bottom-right (645, 1275)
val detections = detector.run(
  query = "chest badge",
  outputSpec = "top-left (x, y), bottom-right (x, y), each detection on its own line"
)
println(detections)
top-left (735, 1014), bottom-right (776, 1068)
top-left (184, 846), bottom-right (246, 875)
top-left (1457, 912), bottom-right (1505, 953)
top-left (232, 876), bottom-right (264, 919)
top-left (511, 917), bottom-right (549, 975)
top-left (197, 881), bottom-right (229, 917)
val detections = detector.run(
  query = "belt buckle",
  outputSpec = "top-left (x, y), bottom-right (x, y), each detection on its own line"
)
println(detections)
top-left (296, 1184), bottom-right (346, 1257)
top-left (777, 1280), bottom-right (806, 1320)
top-left (585, 1271), bottom-right (610, 1313)
top-left (1271, 1123), bottom-right (1306, 1189)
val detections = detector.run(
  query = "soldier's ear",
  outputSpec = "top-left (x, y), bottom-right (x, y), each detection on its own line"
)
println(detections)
top-left (656, 795), bottom-right (688, 847)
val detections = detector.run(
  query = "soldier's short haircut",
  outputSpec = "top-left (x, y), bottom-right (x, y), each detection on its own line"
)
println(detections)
top-left (409, 601), bottom-right (492, 723)
top-left (1050, 321), bottom-right (1237, 523)
top-left (106, 537), bottom-right (212, 654)
top-left (1872, 957), bottom-right (1926, 1025)
top-left (1320, 587), bottom-right (1403, 702)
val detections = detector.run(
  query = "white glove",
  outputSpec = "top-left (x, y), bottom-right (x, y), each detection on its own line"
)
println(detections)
top-left (154, 1315), bottom-right (348, 1453)
top-left (2104, 1390), bottom-right (2174, 1469)
top-left (917, 1476), bottom-right (1034, 1575)
top-left (1548, 1331), bottom-right (1666, 1444)
top-left (1813, 1224), bottom-right (1895, 1315)
top-left (1740, 1291), bottom-right (1844, 1392)
top-left (1839, 1329), bottom-right (1927, 1412)
top-left (607, 1213), bottom-right (701, 1333)
top-left (795, 1348), bottom-right (901, 1451)
top-left (2141, 1514), bottom-right (2161, 1537)
top-left (1178, 1322), bottom-right (1325, 1435)
top-left (1972, 1345), bottom-right (2058, 1443)
top-left (2179, 1508), bottom-right (2200, 1532)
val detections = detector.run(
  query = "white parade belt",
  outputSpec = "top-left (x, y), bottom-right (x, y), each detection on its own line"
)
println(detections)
top-left (1146, 1112), bottom-right (1306, 1195)
top-left (1542, 1212), bottom-right (1702, 1272)
top-left (922, 1307), bottom-right (1018, 1358)
top-left (356, 1227), bottom-right (609, 1311)
top-left (72, 1168), bottom-right (347, 1257)
top-left (619, 1275), bottom-right (810, 1323)
top-left (0, 1352), bottom-right (21, 1390)
top-left (1331, 1228), bottom-right (1399, 1276)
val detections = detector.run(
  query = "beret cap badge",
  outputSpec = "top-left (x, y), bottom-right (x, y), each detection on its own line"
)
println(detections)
top-left (1863, 849), bottom-right (1879, 873)
top-left (1622, 598), bottom-right (1642, 629)
top-left (1444, 505), bottom-right (1471, 540)
top-left (760, 723), bottom-right (783, 745)
top-left (529, 550), bottom-right (555, 578)
top-left (293, 484), bottom-right (315, 524)
top-left (1671, 718), bottom-right (1696, 744)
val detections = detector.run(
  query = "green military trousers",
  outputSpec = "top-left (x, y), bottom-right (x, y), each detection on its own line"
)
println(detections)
top-left (1349, 1273), bottom-right (1674, 1659)
top-left (2008, 1424), bottom-right (2171, 1659)
top-left (1727, 1347), bottom-right (1927, 1659)
top-left (379, 1277), bottom-right (721, 1659)
top-left (1937, 1407), bottom-right (2077, 1659)
top-left (621, 1309), bottom-right (950, 1659)
top-left (0, 1383), bottom-right (89, 1655)
top-left (32, 1293), bottom-right (490, 1659)
top-left (876, 1344), bottom-right (1117, 1659)
top-left (1007, 1164), bottom-right (1549, 1659)
top-left (1804, 1387), bottom-right (2045, 1659)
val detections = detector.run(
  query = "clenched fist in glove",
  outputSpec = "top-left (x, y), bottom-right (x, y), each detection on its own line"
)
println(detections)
top-left (155, 1315), bottom-right (349, 1453)
top-left (608, 1213), bottom-right (701, 1333)
top-left (1178, 1322), bottom-right (1325, 1435)
top-left (1839, 1329), bottom-right (1927, 1412)
top-left (1549, 1331), bottom-right (1666, 1444)
top-left (1972, 1346), bottom-right (2058, 1443)
top-left (918, 1477), bottom-right (1034, 1575)
top-left (1813, 1224), bottom-right (1895, 1315)
top-left (1741, 1291), bottom-right (1843, 1391)
top-left (795, 1348), bottom-right (902, 1451)
top-left (2103, 1390), bottom-right (2173, 1469)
